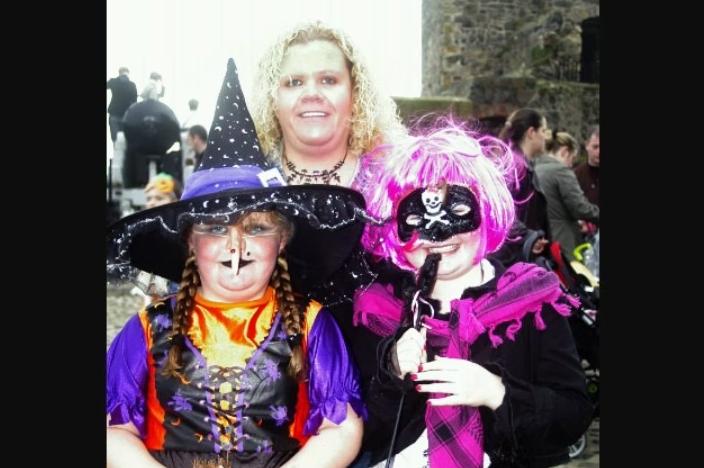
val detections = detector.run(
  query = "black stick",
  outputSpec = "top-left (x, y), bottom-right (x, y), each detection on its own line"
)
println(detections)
top-left (384, 253), bottom-right (440, 468)
top-left (384, 391), bottom-right (406, 468)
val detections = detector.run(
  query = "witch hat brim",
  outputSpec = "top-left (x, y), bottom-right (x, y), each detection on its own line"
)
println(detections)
top-left (107, 182), bottom-right (367, 290)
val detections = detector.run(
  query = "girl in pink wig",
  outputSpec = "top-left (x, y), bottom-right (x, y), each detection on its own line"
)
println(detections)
top-left (351, 121), bottom-right (592, 468)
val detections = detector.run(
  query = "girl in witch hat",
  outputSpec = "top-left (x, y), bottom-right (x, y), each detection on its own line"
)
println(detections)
top-left (352, 120), bottom-right (593, 467)
top-left (106, 58), bottom-right (366, 468)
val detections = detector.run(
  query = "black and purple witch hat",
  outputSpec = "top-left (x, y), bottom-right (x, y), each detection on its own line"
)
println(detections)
top-left (107, 58), bottom-right (366, 289)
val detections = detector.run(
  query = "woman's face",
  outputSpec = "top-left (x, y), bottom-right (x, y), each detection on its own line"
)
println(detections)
top-left (188, 212), bottom-right (288, 303)
top-left (525, 117), bottom-right (549, 157)
top-left (145, 188), bottom-right (175, 209)
top-left (275, 40), bottom-right (353, 156)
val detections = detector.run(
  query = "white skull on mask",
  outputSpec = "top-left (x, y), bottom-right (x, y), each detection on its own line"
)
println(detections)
top-left (421, 188), bottom-right (443, 214)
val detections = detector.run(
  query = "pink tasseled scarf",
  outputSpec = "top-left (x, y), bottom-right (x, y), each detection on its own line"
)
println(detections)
top-left (353, 262), bottom-right (579, 468)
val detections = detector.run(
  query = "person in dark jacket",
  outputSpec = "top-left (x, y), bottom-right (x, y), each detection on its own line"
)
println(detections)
top-left (351, 122), bottom-right (593, 467)
top-left (107, 66), bottom-right (138, 143)
top-left (574, 125), bottom-right (600, 207)
top-left (490, 108), bottom-right (552, 269)
top-left (186, 124), bottom-right (208, 171)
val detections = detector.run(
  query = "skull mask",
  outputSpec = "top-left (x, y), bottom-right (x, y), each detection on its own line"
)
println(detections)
top-left (396, 183), bottom-right (481, 242)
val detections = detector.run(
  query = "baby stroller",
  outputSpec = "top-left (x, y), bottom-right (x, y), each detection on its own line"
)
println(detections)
top-left (519, 231), bottom-right (599, 459)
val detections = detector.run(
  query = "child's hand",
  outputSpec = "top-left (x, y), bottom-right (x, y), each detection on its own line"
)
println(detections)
top-left (412, 356), bottom-right (505, 410)
top-left (394, 327), bottom-right (427, 378)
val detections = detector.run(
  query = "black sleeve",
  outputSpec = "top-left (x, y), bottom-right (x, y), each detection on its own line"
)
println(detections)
top-left (350, 323), bottom-right (428, 457)
top-left (556, 165), bottom-right (599, 223)
top-left (351, 326), bottom-right (403, 449)
top-left (324, 300), bottom-right (409, 437)
top-left (128, 83), bottom-right (138, 103)
top-left (489, 219), bottom-right (531, 267)
top-left (479, 304), bottom-right (594, 463)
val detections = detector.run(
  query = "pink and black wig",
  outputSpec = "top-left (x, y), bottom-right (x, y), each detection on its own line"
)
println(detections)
top-left (359, 120), bottom-right (517, 272)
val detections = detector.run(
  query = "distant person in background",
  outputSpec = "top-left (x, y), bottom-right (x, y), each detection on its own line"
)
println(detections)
top-left (490, 108), bottom-right (551, 268)
top-left (140, 71), bottom-right (165, 101)
top-left (186, 124), bottom-right (208, 171)
top-left (180, 98), bottom-right (205, 130)
top-left (497, 108), bottom-right (551, 236)
top-left (535, 130), bottom-right (599, 260)
top-left (181, 99), bottom-right (202, 180)
top-left (130, 173), bottom-right (183, 307)
top-left (144, 172), bottom-right (182, 210)
top-left (574, 125), bottom-right (599, 207)
top-left (549, 130), bottom-right (577, 168)
top-left (107, 66), bottom-right (138, 144)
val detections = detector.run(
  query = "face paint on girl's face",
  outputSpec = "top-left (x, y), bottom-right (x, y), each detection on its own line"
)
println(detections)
top-left (188, 212), bottom-right (288, 303)
top-left (396, 184), bottom-right (481, 243)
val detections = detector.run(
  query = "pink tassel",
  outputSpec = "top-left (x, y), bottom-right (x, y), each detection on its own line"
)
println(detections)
top-left (488, 326), bottom-right (504, 347)
top-left (550, 300), bottom-right (573, 317)
top-left (352, 309), bottom-right (364, 326)
top-left (534, 310), bottom-right (546, 330)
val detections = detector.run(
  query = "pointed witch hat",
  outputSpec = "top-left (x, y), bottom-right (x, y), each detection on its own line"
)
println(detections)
top-left (107, 58), bottom-right (366, 290)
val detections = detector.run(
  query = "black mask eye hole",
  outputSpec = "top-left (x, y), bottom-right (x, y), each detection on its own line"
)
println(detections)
top-left (450, 203), bottom-right (471, 216)
top-left (405, 214), bottom-right (423, 226)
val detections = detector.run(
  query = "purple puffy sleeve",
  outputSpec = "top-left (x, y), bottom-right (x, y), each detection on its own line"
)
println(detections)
top-left (304, 308), bottom-right (367, 435)
top-left (106, 314), bottom-right (149, 438)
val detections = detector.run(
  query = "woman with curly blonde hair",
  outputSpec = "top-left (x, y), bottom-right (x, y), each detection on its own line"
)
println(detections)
top-left (251, 21), bottom-right (406, 189)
